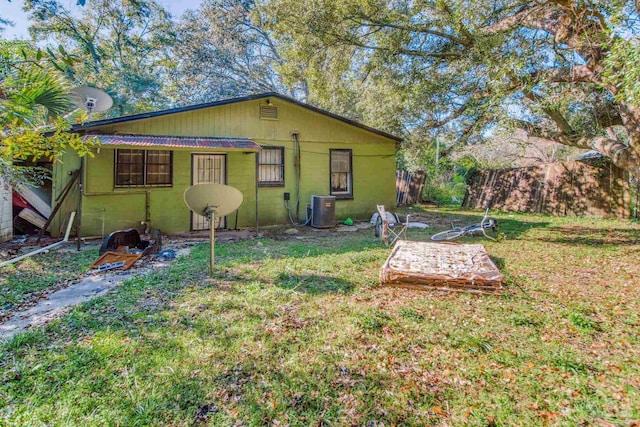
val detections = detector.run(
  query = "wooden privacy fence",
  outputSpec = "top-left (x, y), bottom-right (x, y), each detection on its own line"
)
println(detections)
top-left (463, 159), bottom-right (630, 218)
top-left (396, 170), bottom-right (426, 206)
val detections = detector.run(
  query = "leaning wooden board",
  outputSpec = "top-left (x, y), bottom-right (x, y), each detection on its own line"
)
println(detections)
top-left (380, 240), bottom-right (504, 295)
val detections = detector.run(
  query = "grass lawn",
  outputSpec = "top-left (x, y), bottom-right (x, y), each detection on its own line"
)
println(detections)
top-left (0, 248), bottom-right (98, 321)
top-left (1, 207), bottom-right (639, 426)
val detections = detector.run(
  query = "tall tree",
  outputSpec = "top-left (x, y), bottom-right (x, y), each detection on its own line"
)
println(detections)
top-left (24, 0), bottom-right (176, 116)
top-left (169, 0), bottom-right (304, 104)
top-left (263, 0), bottom-right (640, 175)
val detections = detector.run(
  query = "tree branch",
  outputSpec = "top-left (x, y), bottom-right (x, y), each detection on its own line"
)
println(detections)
top-left (538, 65), bottom-right (599, 84)
top-left (481, 5), bottom-right (562, 35)
top-left (337, 37), bottom-right (462, 59)
top-left (349, 18), bottom-right (471, 47)
top-left (522, 90), bottom-right (575, 135)
top-left (519, 123), bottom-right (640, 175)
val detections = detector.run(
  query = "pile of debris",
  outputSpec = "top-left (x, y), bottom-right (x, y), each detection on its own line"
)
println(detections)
top-left (2, 169), bottom-right (81, 244)
top-left (12, 183), bottom-right (54, 236)
top-left (90, 228), bottom-right (173, 272)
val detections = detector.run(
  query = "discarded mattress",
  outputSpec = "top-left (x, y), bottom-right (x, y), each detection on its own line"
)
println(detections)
top-left (15, 184), bottom-right (51, 218)
top-left (380, 240), bottom-right (503, 294)
top-left (17, 208), bottom-right (47, 229)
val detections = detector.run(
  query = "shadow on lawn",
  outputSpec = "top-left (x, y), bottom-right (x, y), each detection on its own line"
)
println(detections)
top-left (0, 250), bottom-right (355, 425)
top-left (494, 218), bottom-right (551, 240)
top-left (274, 273), bottom-right (355, 294)
top-left (407, 207), bottom-right (552, 241)
top-left (215, 234), bottom-right (385, 264)
top-left (537, 226), bottom-right (640, 246)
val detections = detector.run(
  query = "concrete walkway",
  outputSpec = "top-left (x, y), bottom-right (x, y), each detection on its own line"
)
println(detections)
top-left (0, 246), bottom-right (192, 342)
top-left (1, 272), bottom-right (130, 341)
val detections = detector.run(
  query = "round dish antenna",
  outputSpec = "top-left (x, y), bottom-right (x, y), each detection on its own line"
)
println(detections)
top-left (71, 86), bottom-right (113, 119)
top-left (184, 183), bottom-right (244, 275)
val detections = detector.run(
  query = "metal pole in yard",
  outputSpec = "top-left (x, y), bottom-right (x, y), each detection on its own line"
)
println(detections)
top-left (209, 209), bottom-right (215, 276)
top-left (255, 152), bottom-right (259, 237)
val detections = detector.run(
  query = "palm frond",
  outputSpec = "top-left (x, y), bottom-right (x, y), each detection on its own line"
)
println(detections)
top-left (15, 68), bottom-right (74, 118)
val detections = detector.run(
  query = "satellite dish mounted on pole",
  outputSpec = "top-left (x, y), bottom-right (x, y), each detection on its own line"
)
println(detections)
top-left (184, 183), bottom-right (244, 276)
top-left (69, 86), bottom-right (113, 251)
top-left (71, 86), bottom-right (113, 120)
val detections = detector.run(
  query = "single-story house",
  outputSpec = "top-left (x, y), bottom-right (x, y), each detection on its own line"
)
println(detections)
top-left (49, 92), bottom-right (400, 237)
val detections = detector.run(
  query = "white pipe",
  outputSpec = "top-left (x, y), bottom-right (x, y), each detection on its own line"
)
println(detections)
top-left (63, 211), bottom-right (75, 241)
top-left (0, 212), bottom-right (76, 268)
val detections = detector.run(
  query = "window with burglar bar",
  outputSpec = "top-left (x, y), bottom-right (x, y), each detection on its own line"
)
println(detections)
top-left (115, 149), bottom-right (172, 187)
top-left (257, 147), bottom-right (284, 186)
top-left (330, 149), bottom-right (352, 198)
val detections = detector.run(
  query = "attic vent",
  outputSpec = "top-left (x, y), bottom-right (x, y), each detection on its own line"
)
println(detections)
top-left (260, 105), bottom-right (278, 119)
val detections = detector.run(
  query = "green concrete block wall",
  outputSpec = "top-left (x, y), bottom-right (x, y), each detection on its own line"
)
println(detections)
top-left (53, 97), bottom-right (399, 236)
top-left (297, 142), bottom-right (396, 222)
top-left (73, 141), bottom-right (395, 236)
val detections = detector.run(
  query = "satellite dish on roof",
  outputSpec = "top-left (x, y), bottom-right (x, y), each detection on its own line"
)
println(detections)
top-left (184, 183), bottom-right (244, 275)
top-left (71, 86), bottom-right (113, 119)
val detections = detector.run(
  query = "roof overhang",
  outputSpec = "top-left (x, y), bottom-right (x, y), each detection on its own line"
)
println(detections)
top-left (83, 134), bottom-right (261, 152)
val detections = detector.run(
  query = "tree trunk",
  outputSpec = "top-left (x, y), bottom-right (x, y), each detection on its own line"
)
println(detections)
top-left (565, 135), bottom-right (640, 177)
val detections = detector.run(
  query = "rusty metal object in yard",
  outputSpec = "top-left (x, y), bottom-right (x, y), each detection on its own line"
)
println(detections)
top-left (141, 228), bottom-right (162, 256)
top-left (380, 240), bottom-right (504, 295)
top-left (91, 251), bottom-right (142, 271)
top-left (99, 229), bottom-right (142, 255)
top-left (97, 261), bottom-right (126, 271)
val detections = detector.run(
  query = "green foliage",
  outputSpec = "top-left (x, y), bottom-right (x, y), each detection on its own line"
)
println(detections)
top-left (399, 140), bottom-right (474, 205)
top-left (24, 0), bottom-right (176, 116)
top-left (0, 40), bottom-right (97, 183)
top-left (170, 0), bottom-right (298, 104)
top-left (603, 38), bottom-right (640, 106)
top-left (262, 0), bottom-right (640, 174)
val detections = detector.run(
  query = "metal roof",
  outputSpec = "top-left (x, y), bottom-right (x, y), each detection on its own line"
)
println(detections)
top-left (72, 92), bottom-right (402, 142)
top-left (83, 134), bottom-right (261, 151)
